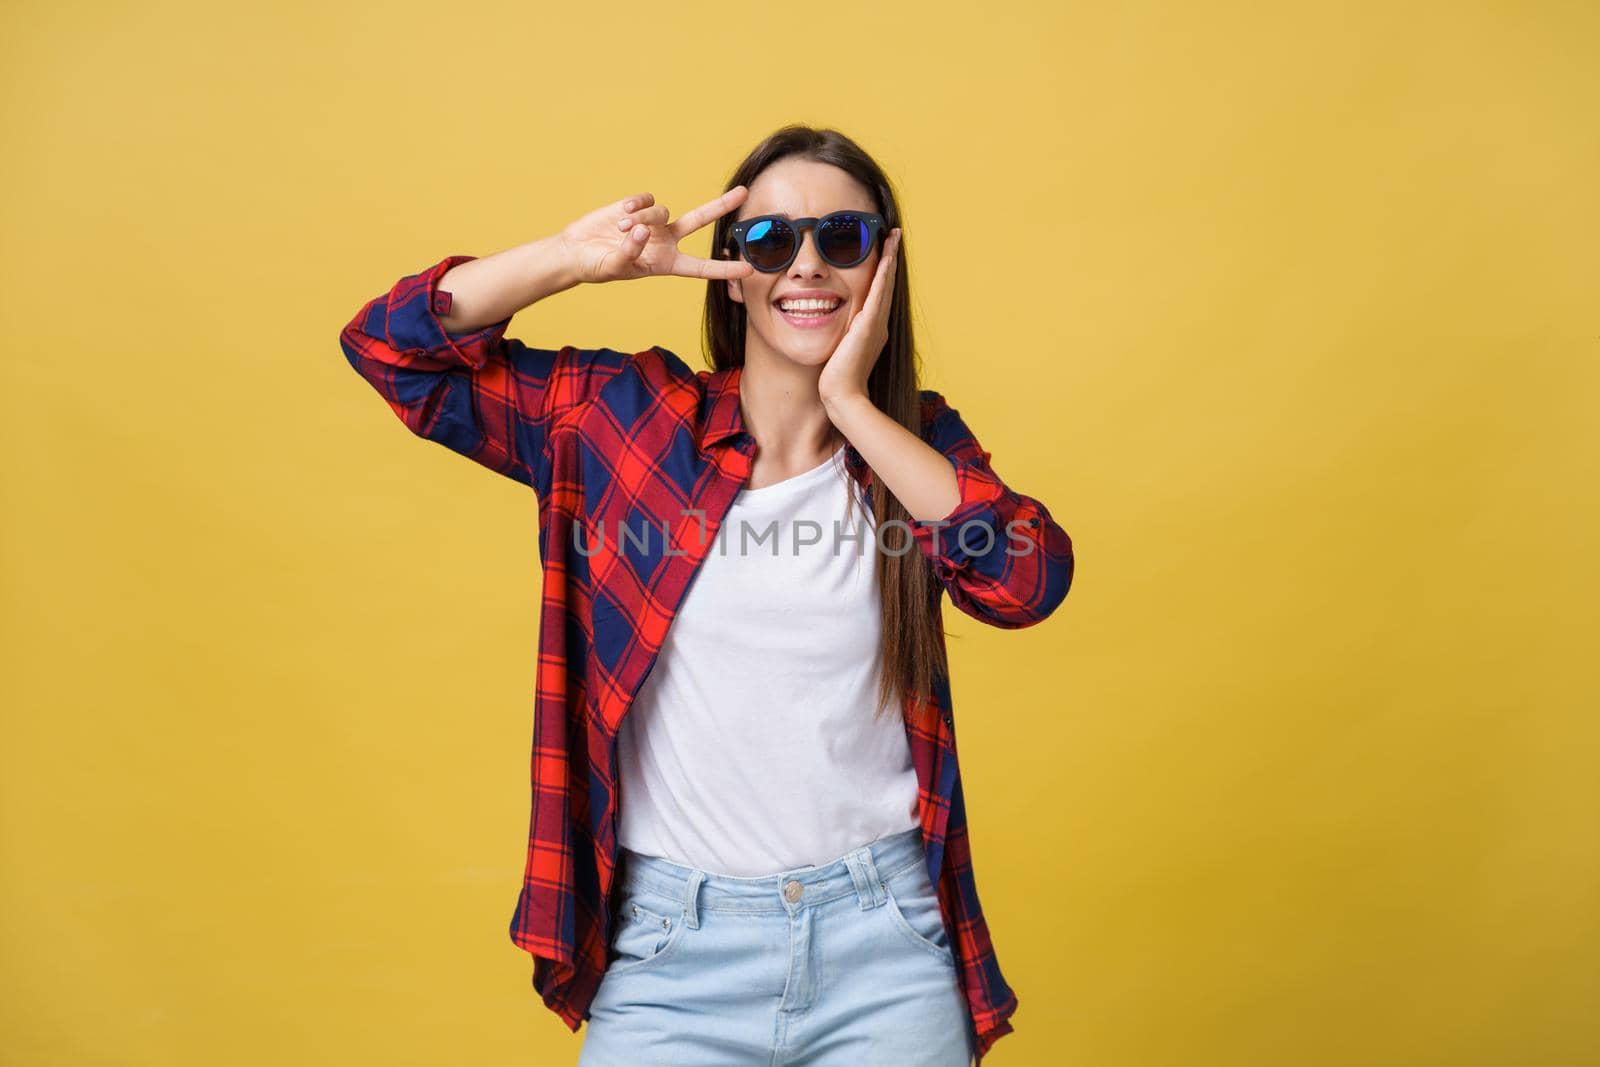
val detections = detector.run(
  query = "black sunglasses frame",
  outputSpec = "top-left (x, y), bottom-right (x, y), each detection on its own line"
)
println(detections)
top-left (726, 211), bottom-right (888, 273)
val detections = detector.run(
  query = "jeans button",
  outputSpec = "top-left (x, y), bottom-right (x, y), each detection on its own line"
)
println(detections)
top-left (783, 880), bottom-right (803, 903)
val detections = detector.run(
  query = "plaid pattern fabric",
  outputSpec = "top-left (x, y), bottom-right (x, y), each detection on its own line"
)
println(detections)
top-left (339, 255), bottom-right (1075, 1061)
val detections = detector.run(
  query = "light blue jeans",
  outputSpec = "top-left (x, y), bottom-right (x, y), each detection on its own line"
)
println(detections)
top-left (577, 824), bottom-right (976, 1066)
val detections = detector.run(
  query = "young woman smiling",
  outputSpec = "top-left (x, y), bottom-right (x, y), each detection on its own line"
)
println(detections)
top-left (339, 125), bottom-right (1075, 1065)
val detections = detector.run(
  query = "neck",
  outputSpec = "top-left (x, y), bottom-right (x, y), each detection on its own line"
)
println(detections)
top-left (737, 343), bottom-right (843, 462)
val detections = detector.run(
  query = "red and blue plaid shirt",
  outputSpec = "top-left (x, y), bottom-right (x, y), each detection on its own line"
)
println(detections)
top-left (339, 255), bottom-right (1075, 1061)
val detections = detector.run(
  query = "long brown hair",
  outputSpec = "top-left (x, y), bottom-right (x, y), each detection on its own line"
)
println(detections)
top-left (702, 124), bottom-right (947, 721)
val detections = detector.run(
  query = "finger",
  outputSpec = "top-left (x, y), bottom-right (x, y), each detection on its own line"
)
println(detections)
top-left (616, 192), bottom-right (654, 214)
top-left (618, 223), bottom-right (651, 262)
top-left (880, 229), bottom-right (901, 281)
top-left (669, 252), bottom-right (753, 281)
top-left (871, 230), bottom-right (896, 277)
top-left (667, 185), bottom-right (749, 240)
top-left (862, 230), bottom-right (900, 311)
top-left (617, 203), bottom-right (670, 232)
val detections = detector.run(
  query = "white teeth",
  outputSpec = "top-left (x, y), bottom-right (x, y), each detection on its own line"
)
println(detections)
top-left (778, 298), bottom-right (840, 312)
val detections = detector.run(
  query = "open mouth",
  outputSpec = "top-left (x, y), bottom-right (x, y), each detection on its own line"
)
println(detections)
top-left (775, 297), bottom-right (844, 329)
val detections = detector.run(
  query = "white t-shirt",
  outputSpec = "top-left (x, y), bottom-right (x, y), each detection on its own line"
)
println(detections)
top-left (615, 443), bottom-right (923, 877)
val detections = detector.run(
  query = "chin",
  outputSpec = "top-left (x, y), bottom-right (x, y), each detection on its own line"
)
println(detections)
top-left (774, 347), bottom-right (833, 370)
top-left (755, 325), bottom-right (834, 364)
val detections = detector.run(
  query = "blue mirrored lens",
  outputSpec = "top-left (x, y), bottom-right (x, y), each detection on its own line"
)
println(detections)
top-left (745, 218), bottom-right (794, 270)
top-left (819, 215), bottom-right (870, 265)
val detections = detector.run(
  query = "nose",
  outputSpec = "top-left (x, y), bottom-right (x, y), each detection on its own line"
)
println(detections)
top-left (789, 227), bottom-right (829, 277)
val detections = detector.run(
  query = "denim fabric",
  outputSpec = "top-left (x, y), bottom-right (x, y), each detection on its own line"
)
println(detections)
top-left (577, 825), bottom-right (976, 1066)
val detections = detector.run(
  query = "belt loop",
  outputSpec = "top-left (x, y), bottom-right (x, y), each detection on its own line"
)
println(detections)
top-left (864, 846), bottom-right (885, 907)
top-left (844, 846), bottom-right (884, 910)
top-left (682, 869), bottom-right (705, 929)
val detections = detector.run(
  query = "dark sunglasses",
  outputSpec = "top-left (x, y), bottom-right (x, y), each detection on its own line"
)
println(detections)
top-left (726, 211), bottom-right (888, 273)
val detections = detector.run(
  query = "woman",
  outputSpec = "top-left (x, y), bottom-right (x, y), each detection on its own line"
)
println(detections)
top-left (339, 125), bottom-right (1074, 1065)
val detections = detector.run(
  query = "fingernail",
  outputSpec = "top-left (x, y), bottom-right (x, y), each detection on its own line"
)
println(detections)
top-left (618, 217), bottom-right (631, 231)
top-left (623, 200), bottom-right (634, 211)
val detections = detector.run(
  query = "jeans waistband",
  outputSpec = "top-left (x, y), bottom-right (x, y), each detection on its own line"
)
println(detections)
top-left (615, 824), bottom-right (929, 926)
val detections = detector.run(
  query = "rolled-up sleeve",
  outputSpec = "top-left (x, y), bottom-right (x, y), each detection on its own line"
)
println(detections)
top-left (337, 255), bottom-right (633, 500)
top-left (909, 390), bottom-right (1075, 629)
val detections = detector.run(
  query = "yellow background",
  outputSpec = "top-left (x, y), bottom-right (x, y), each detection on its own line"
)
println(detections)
top-left (3, 1), bottom-right (1596, 1063)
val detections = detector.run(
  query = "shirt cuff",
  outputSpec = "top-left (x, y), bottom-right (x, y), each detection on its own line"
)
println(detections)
top-left (384, 255), bottom-right (512, 371)
top-left (909, 455), bottom-right (1015, 580)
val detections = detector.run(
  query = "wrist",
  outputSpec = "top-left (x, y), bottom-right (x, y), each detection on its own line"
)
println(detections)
top-left (542, 232), bottom-right (585, 292)
top-left (820, 388), bottom-right (873, 421)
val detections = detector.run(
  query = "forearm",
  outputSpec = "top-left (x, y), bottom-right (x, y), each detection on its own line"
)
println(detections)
top-left (436, 234), bottom-right (582, 335)
top-left (824, 392), bottom-right (960, 521)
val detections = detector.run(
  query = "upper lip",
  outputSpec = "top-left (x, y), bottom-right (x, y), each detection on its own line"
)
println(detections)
top-left (774, 290), bottom-right (845, 305)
